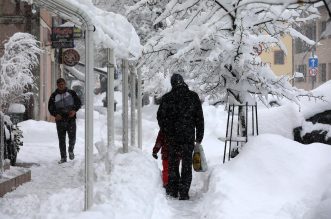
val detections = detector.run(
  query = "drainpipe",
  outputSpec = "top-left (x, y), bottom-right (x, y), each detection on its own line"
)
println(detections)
top-left (130, 66), bottom-right (136, 147)
top-left (122, 60), bottom-right (129, 153)
top-left (33, 0), bottom-right (95, 210)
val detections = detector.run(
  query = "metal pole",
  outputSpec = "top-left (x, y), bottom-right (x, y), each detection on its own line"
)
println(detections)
top-left (223, 103), bottom-right (231, 163)
top-left (245, 102), bottom-right (248, 141)
top-left (122, 60), bottom-right (129, 153)
top-left (252, 105), bottom-right (254, 136)
top-left (107, 49), bottom-right (115, 147)
top-left (137, 67), bottom-right (142, 149)
top-left (228, 104), bottom-right (235, 161)
top-left (312, 48), bottom-right (315, 89)
top-left (255, 103), bottom-right (259, 135)
top-left (0, 113), bottom-right (4, 177)
top-left (85, 22), bottom-right (94, 210)
top-left (130, 67), bottom-right (136, 147)
top-left (106, 48), bottom-right (115, 172)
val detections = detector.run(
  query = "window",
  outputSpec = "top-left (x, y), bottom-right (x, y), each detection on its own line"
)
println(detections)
top-left (328, 63), bottom-right (331, 80)
top-left (274, 50), bottom-right (284, 65)
top-left (319, 63), bottom-right (326, 82)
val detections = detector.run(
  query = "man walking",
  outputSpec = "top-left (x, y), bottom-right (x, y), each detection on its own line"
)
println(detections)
top-left (157, 73), bottom-right (204, 200)
top-left (48, 78), bottom-right (82, 164)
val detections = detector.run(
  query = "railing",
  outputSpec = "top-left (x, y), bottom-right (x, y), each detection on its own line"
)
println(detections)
top-left (223, 102), bottom-right (259, 163)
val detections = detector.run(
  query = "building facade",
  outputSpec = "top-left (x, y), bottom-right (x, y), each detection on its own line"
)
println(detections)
top-left (293, 4), bottom-right (331, 90)
top-left (260, 35), bottom-right (293, 78)
top-left (0, 0), bottom-right (58, 121)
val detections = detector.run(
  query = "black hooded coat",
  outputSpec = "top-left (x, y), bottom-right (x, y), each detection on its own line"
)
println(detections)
top-left (157, 84), bottom-right (204, 145)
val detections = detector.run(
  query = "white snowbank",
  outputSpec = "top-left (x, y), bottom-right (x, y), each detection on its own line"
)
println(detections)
top-left (1, 91), bottom-right (331, 219)
top-left (300, 80), bottom-right (331, 119)
top-left (258, 103), bottom-right (304, 139)
top-left (201, 134), bottom-right (331, 219)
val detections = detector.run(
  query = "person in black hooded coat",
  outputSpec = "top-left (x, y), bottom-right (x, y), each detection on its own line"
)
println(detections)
top-left (157, 73), bottom-right (204, 200)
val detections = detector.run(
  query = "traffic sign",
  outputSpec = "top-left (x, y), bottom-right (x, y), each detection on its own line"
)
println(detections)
top-left (309, 57), bottom-right (318, 68)
top-left (309, 68), bottom-right (318, 76)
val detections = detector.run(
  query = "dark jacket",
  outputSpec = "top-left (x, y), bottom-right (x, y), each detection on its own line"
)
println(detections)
top-left (153, 130), bottom-right (168, 160)
top-left (157, 84), bottom-right (204, 144)
top-left (48, 88), bottom-right (82, 121)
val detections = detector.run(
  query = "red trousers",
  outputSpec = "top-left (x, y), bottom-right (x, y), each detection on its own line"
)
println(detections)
top-left (162, 159), bottom-right (169, 186)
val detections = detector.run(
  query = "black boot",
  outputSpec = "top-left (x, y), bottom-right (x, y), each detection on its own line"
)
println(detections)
top-left (179, 193), bottom-right (190, 200)
top-left (58, 158), bottom-right (67, 164)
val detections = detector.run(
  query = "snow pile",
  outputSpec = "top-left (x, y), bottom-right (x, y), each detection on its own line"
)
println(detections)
top-left (68, 0), bottom-right (142, 60)
top-left (92, 148), bottom-right (171, 219)
top-left (1, 91), bottom-right (331, 218)
top-left (201, 134), bottom-right (331, 219)
top-left (300, 80), bottom-right (331, 119)
top-left (0, 122), bottom-right (171, 219)
top-left (258, 103), bottom-right (304, 139)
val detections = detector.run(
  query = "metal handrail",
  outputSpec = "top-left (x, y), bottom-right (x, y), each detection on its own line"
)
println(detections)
top-left (223, 102), bottom-right (259, 163)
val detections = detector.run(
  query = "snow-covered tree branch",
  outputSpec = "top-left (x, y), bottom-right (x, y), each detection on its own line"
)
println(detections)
top-left (138, 0), bottom-right (320, 105)
top-left (128, 0), bottom-right (324, 139)
top-left (0, 32), bottom-right (42, 111)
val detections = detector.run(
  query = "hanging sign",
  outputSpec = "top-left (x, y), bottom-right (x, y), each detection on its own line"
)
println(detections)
top-left (73, 27), bottom-right (83, 38)
top-left (51, 27), bottom-right (74, 48)
top-left (62, 49), bottom-right (80, 66)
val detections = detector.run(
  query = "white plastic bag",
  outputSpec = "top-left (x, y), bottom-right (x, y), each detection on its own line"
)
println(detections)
top-left (192, 144), bottom-right (208, 172)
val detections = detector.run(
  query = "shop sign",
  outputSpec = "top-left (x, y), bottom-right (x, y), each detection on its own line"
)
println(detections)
top-left (51, 27), bottom-right (74, 48)
top-left (62, 49), bottom-right (80, 66)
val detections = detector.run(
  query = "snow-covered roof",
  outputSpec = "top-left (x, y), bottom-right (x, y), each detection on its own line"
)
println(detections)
top-left (28, 0), bottom-right (142, 60)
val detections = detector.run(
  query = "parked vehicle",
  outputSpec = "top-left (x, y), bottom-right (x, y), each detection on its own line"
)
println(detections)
top-left (1, 115), bottom-right (23, 166)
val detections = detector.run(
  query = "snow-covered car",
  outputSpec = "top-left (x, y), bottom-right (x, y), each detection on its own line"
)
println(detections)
top-left (1, 114), bottom-right (23, 166)
top-left (293, 81), bottom-right (331, 145)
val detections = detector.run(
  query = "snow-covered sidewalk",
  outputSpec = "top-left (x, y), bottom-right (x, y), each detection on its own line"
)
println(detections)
top-left (1, 96), bottom-right (331, 219)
